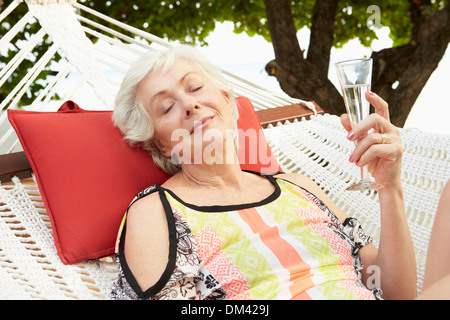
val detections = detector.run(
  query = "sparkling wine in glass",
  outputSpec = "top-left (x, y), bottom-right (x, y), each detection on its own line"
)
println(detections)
top-left (335, 58), bottom-right (383, 191)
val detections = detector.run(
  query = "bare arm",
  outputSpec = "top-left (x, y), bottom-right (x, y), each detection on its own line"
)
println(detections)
top-left (124, 192), bottom-right (170, 292)
top-left (371, 182), bottom-right (417, 299)
top-left (421, 180), bottom-right (450, 294)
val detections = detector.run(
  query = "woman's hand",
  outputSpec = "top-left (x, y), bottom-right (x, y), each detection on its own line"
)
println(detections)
top-left (340, 91), bottom-right (403, 189)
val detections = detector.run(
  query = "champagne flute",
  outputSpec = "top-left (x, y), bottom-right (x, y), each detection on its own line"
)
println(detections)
top-left (335, 58), bottom-right (383, 191)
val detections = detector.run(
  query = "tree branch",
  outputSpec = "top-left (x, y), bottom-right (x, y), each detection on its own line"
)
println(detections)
top-left (371, 44), bottom-right (415, 98)
top-left (409, 0), bottom-right (433, 43)
top-left (264, 0), bottom-right (303, 65)
top-left (388, 3), bottom-right (450, 126)
top-left (307, 0), bottom-right (339, 76)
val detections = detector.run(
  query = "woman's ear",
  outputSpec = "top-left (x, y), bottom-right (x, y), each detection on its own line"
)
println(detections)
top-left (221, 90), bottom-right (231, 105)
top-left (152, 138), bottom-right (171, 157)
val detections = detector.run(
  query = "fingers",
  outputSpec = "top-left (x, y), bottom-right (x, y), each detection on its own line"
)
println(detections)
top-left (348, 112), bottom-right (393, 139)
top-left (348, 131), bottom-right (401, 167)
top-left (341, 91), bottom-right (389, 135)
top-left (340, 114), bottom-right (352, 133)
top-left (345, 100), bottom-right (400, 167)
top-left (366, 90), bottom-right (389, 121)
top-left (351, 143), bottom-right (398, 168)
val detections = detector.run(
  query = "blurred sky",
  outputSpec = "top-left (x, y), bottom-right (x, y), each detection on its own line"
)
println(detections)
top-left (195, 22), bottom-right (450, 135)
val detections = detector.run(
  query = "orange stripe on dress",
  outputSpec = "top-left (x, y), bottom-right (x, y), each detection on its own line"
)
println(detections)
top-left (237, 207), bottom-right (315, 300)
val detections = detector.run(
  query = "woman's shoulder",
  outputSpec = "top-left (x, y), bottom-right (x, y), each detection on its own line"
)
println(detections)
top-left (126, 184), bottom-right (165, 221)
top-left (274, 172), bottom-right (348, 222)
top-left (134, 184), bottom-right (161, 200)
top-left (273, 172), bottom-right (320, 192)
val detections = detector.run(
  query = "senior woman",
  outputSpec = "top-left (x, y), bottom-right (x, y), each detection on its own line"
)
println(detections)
top-left (110, 45), bottom-right (416, 300)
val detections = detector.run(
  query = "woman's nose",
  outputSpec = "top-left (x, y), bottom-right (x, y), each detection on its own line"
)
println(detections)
top-left (183, 100), bottom-right (200, 118)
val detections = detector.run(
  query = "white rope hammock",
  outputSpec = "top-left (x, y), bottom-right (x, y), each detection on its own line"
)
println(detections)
top-left (1, 0), bottom-right (449, 299)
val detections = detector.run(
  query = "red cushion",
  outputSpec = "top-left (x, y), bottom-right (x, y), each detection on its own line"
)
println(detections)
top-left (236, 97), bottom-right (281, 174)
top-left (8, 96), bottom-right (281, 264)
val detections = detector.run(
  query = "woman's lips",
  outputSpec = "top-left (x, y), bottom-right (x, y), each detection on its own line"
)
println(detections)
top-left (190, 116), bottom-right (214, 134)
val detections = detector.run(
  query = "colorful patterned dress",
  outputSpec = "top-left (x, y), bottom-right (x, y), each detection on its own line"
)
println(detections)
top-left (111, 173), bottom-right (382, 300)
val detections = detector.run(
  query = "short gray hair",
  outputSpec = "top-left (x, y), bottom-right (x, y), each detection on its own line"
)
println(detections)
top-left (112, 45), bottom-right (238, 175)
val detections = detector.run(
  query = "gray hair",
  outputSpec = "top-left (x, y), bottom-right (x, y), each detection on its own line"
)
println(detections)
top-left (112, 45), bottom-right (238, 175)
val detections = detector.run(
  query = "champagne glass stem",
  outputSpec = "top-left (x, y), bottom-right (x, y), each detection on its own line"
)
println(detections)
top-left (361, 165), bottom-right (370, 181)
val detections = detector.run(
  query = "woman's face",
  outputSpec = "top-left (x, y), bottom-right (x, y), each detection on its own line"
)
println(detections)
top-left (137, 59), bottom-right (235, 164)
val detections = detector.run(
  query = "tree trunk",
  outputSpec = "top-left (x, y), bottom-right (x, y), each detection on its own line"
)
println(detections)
top-left (264, 0), bottom-right (346, 116)
top-left (264, 0), bottom-right (450, 128)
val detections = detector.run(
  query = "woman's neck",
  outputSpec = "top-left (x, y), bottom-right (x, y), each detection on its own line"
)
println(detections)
top-left (178, 160), bottom-right (244, 189)
top-left (171, 134), bottom-right (244, 189)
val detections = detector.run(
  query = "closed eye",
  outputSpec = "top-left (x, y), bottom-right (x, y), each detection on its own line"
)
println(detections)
top-left (190, 86), bottom-right (203, 93)
top-left (162, 103), bottom-right (174, 115)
